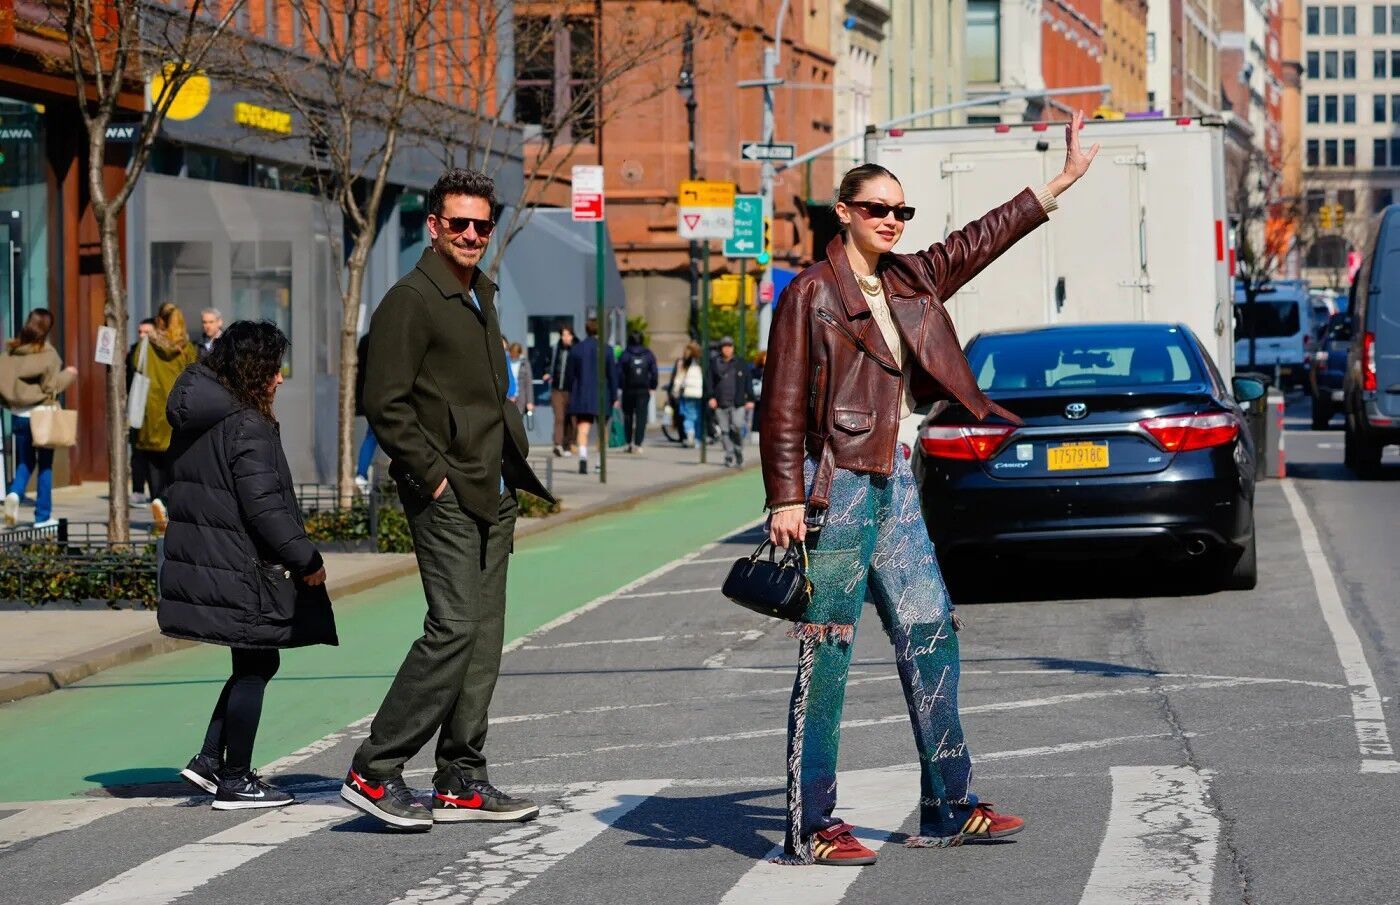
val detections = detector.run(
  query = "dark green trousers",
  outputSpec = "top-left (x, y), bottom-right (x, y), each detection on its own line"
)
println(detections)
top-left (353, 487), bottom-right (517, 785)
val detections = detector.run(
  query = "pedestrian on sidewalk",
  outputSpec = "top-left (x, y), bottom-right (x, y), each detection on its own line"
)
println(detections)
top-left (0, 308), bottom-right (77, 529)
top-left (197, 307), bottom-right (223, 359)
top-left (158, 320), bottom-right (337, 812)
top-left (707, 336), bottom-right (753, 468)
top-left (547, 325), bottom-right (576, 457)
top-left (342, 168), bottom-right (552, 831)
top-left (509, 342), bottom-right (534, 421)
top-left (669, 342), bottom-right (704, 449)
top-left (136, 302), bottom-right (197, 532)
top-left (760, 113), bottom-right (1098, 865)
top-left (354, 332), bottom-right (377, 494)
top-left (563, 317), bottom-right (619, 475)
top-left (128, 318), bottom-right (156, 504)
top-left (618, 331), bottom-right (657, 453)
top-left (749, 350), bottom-right (766, 448)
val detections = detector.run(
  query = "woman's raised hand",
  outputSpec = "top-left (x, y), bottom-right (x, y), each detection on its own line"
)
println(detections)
top-left (1047, 110), bottom-right (1100, 197)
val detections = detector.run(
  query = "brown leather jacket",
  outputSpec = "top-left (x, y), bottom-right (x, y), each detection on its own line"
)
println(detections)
top-left (759, 188), bottom-right (1049, 511)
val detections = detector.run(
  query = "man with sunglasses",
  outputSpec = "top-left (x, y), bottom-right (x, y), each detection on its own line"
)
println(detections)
top-left (344, 168), bottom-right (553, 831)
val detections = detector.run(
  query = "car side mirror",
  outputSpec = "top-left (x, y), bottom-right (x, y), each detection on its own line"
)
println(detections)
top-left (1232, 376), bottom-right (1267, 403)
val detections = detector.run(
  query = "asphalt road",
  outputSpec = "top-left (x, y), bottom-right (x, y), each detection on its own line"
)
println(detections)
top-left (1, 404), bottom-right (1397, 905)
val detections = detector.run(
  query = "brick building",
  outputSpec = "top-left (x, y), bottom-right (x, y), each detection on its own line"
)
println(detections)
top-left (1102, 0), bottom-right (1150, 111)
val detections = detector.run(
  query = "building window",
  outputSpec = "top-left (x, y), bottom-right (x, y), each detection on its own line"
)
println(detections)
top-left (1344, 139), bottom-right (1357, 166)
top-left (1310, 4), bottom-right (1322, 32)
top-left (150, 242), bottom-right (214, 330)
top-left (1374, 49), bottom-right (1386, 78)
top-left (231, 242), bottom-right (294, 375)
top-left (967, 0), bottom-right (1001, 82)
top-left (1306, 190), bottom-right (1327, 217)
top-left (1376, 137), bottom-right (1389, 167)
top-left (1310, 95), bottom-right (1322, 122)
top-left (1392, 93), bottom-right (1400, 121)
top-left (1325, 139), bottom-right (1339, 165)
top-left (1392, 49), bottom-right (1400, 78)
top-left (1377, 3), bottom-right (1389, 32)
top-left (1326, 94), bottom-right (1339, 122)
top-left (1392, 3), bottom-right (1400, 32)
top-left (1377, 94), bottom-right (1388, 121)
top-left (1390, 136), bottom-right (1400, 164)
top-left (1345, 94), bottom-right (1357, 122)
top-left (1325, 5), bottom-right (1339, 32)
top-left (514, 16), bottom-right (598, 143)
top-left (1147, 31), bottom-right (1156, 64)
top-left (1375, 188), bottom-right (1394, 212)
top-left (1308, 139), bottom-right (1321, 167)
top-left (1344, 51), bottom-right (1357, 78)
top-left (1344, 5), bottom-right (1358, 32)
top-left (1307, 236), bottom-right (1349, 268)
top-left (1339, 189), bottom-right (1357, 211)
top-left (1325, 51), bottom-right (1339, 79)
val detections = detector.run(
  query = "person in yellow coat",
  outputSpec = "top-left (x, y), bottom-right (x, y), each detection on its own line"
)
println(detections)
top-left (134, 302), bottom-right (197, 530)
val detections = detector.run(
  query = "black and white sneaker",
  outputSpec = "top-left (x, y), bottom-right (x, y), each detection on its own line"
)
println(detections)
top-left (432, 776), bottom-right (539, 823)
top-left (340, 769), bottom-right (433, 830)
top-left (179, 754), bottom-right (222, 794)
top-left (212, 771), bottom-right (294, 810)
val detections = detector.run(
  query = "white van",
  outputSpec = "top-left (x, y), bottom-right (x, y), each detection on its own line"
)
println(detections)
top-left (1234, 280), bottom-right (1310, 384)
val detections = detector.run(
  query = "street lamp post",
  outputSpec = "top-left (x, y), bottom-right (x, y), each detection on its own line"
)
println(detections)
top-left (758, 0), bottom-right (792, 320)
top-left (678, 23), bottom-right (700, 343)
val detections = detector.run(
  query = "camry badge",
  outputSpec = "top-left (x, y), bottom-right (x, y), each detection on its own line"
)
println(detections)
top-left (1065, 402), bottom-right (1089, 420)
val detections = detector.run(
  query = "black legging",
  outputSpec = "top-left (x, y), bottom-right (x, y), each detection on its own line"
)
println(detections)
top-left (621, 390), bottom-right (650, 447)
top-left (199, 647), bottom-right (281, 775)
top-left (145, 449), bottom-right (173, 503)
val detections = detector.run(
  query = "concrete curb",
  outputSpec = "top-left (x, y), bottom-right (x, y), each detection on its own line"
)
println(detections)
top-left (0, 462), bottom-right (757, 708)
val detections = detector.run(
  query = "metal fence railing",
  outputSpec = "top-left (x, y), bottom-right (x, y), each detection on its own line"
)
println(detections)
top-left (0, 520), bottom-right (158, 606)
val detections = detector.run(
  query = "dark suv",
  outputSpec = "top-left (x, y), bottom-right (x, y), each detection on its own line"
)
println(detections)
top-left (1344, 206), bottom-right (1400, 475)
top-left (1309, 312), bottom-right (1351, 430)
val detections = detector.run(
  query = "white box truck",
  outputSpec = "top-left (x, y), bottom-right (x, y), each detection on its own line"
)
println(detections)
top-left (866, 116), bottom-right (1235, 375)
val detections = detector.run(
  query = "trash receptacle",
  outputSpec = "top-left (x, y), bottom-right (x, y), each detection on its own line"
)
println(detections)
top-left (1235, 371), bottom-right (1273, 480)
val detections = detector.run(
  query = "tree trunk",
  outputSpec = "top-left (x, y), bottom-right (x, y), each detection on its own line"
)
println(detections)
top-left (337, 243), bottom-right (371, 510)
top-left (99, 208), bottom-right (131, 543)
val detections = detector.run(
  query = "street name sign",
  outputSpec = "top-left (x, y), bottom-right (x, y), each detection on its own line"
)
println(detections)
top-left (572, 165), bottom-right (605, 222)
top-left (678, 180), bottom-right (735, 240)
top-left (724, 194), bottom-right (764, 258)
top-left (740, 141), bottom-right (796, 162)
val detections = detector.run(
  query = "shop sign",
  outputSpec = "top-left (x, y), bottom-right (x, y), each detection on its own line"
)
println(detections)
top-left (0, 127), bottom-right (34, 141)
top-left (233, 102), bottom-right (292, 135)
top-left (149, 65), bottom-right (211, 122)
top-left (104, 123), bottom-right (138, 143)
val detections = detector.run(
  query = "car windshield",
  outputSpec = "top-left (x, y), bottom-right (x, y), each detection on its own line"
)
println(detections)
top-left (1234, 299), bottom-right (1301, 338)
top-left (968, 329), bottom-right (1204, 391)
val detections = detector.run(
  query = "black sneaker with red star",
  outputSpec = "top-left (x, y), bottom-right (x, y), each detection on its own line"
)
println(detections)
top-left (339, 768), bottom-right (433, 830)
top-left (432, 771), bottom-right (539, 823)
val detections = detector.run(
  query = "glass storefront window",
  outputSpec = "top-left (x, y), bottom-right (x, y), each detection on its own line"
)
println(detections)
top-left (0, 98), bottom-right (48, 343)
top-left (399, 192), bottom-right (427, 276)
top-left (150, 241), bottom-right (214, 341)
top-left (231, 241), bottom-right (293, 374)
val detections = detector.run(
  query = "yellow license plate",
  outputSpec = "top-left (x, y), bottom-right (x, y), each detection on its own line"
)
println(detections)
top-left (1047, 442), bottom-right (1110, 471)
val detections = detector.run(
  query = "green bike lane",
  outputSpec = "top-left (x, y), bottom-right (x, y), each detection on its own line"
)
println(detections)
top-left (0, 469), bottom-right (762, 803)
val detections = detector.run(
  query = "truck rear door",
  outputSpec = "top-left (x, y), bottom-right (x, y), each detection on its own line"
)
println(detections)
top-left (940, 151), bottom-right (1051, 339)
top-left (1369, 233), bottom-right (1400, 417)
top-left (1049, 141), bottom-right (1147, 324)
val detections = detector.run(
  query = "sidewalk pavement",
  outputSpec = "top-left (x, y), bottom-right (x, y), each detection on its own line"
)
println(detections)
top-left (1, 436), bottom-right (759, 706)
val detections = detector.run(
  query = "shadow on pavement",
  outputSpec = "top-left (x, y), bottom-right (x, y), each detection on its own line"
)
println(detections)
top-left (1288, 460), bottom-right (1400, 482)
top-left (961, 655), bottom-right (1159, 678)
top-left (945, 555), bottom-right (1220, 605)
top-left (613, 786), bottom-right (785, 859)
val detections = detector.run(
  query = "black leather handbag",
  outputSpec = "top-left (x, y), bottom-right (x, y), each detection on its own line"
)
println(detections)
top-left (722, 540), bottom-right (812, 622)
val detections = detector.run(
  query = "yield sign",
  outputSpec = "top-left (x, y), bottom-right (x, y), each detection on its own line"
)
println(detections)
top-left (683, 214), bottom-right (702, 230)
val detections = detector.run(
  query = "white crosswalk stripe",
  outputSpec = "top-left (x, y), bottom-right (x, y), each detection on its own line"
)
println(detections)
top-left (387, 780), bottom-right (670, 905)
top-left (720, 765), bottom-right (918, 904)
top-left (60, 797), bottom-right (354, 905)
top-left (0, 799), bottom-right (134, 852)
top-left (1079, 765), bottom-right (1220, 905)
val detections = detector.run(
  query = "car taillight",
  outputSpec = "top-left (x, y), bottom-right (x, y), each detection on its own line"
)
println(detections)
top-left (1139, 414), bottom-right (1240, 451)
top-left (920, 425), bottom-right (1015, 460)
top-left (1363, 331), bottom-right (1377, 392)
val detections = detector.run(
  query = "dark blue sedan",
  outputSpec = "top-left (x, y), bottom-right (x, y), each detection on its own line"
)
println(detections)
top-left (1309, 312), bottom-right (1350, 429)
top-left (914, 323), bottom-right (1265, 591)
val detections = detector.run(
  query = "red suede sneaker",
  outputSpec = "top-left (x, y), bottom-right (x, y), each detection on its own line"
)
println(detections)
top-left (811, 822), bottom-right (878, 866)
top-left (960, 802), bottom-right (1025, 841)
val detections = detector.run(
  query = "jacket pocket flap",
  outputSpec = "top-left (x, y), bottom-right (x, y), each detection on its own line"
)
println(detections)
top-left (832, 407), bottom-right (874, 433)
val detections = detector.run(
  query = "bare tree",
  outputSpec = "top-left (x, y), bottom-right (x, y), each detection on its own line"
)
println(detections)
top-left (1233, 147), bottom-right (1298, 370)
top-left (58, 0), bottom-right (246, 541)
top-left (233, 2), bottom-right (694, 507)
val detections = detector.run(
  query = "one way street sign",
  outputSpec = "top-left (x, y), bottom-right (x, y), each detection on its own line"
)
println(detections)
top-left (740, 141), bottom-right (796, 162)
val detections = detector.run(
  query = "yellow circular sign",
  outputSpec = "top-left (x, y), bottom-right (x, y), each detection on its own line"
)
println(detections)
top-left (149, 65), bottom-right (210, 122)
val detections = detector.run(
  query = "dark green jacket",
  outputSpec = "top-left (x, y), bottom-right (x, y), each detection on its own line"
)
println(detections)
top-left (363, 248), bottom-right (551, 523)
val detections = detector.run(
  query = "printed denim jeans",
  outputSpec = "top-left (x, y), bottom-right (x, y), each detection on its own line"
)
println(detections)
top-left (781, 448), bottom-right (977, 861)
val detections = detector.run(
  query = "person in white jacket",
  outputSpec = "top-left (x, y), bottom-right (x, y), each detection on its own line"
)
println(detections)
top-left (670, 342), bottom-right (705, 448)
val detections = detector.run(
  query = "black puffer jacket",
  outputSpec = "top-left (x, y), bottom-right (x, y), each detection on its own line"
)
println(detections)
top-left (157, 365), bottom-right (336, 649)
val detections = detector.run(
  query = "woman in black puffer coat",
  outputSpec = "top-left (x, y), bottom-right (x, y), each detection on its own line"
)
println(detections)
top-left (157, 321), bottom-right (337, 811)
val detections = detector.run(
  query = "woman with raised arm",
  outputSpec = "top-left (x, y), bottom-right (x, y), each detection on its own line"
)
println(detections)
top-left (759, 112), bottom-right (1098, 866)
